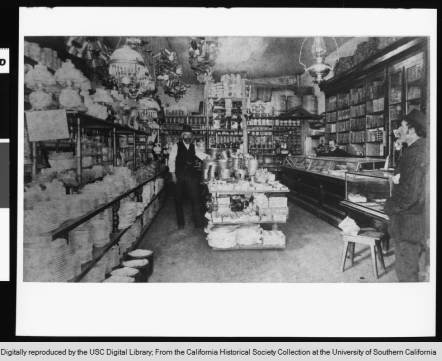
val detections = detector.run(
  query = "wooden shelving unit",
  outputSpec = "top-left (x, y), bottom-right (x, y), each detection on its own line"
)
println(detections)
top-left (321, 37), bottom-right (427, 167)
top-left (25, 111), bottom-right (152, 185)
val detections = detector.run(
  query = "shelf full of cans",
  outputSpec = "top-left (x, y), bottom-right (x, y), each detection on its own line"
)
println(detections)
top-left (161, 114), bottom-right (209, 149)
top-left (25, 111), bottom-right (152, 185)
top-left (207, 129), bottom-right (243, 150)
top-left (248, 127), bottom-right (302, 156)
top-left (246, 116), bottom-right (302, 129)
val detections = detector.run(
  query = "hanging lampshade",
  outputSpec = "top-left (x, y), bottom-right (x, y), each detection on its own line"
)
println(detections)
top-left (298, 37), bottom-right (339, 84)
top-left (306, 57), bottom-right (333, 84)
top-left (108, 44), bottom-right (147, 80)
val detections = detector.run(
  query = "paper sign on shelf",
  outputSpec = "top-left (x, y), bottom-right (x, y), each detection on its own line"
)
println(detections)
top-left (25, 109), bottom-right (70, 142)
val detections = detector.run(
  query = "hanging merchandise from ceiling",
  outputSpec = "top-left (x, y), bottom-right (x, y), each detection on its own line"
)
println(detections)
top-left (188, 37), bottom-right (218, 83)
top-left (65, 36), bottom-right (112, 80)
top-left (154, 48), bottom-right (189, 101)
top-left (107, 37), bottom-right (156, 99)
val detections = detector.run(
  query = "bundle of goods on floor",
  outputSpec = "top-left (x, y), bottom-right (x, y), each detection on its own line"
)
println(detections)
top-left (23, 164), bottom-right (165, 282)
top-left (205, 224), bottom-right (286, 249)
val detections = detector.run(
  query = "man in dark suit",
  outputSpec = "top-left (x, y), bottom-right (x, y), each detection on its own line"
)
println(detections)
top-left (168, 124), bottom-right (208, 229)
top-left (384, 110), bottom-right (428, 282)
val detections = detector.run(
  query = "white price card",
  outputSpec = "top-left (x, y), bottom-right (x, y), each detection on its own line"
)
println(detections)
top-left (25, 109), bottom-right (70, 142)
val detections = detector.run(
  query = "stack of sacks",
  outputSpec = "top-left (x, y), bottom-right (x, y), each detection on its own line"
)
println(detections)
top-left (118, 200), bottom-right (138, 229)
top-left (206, 225), bottom-right (237, 249)
top-left (262, 230), bottom-right (286, 247)
top-left (236, 225), bottom-right (262, 246)
top-left (89, 218), bottom-right (110, 247)
top-left (70, 227), bottom-right (93, 264)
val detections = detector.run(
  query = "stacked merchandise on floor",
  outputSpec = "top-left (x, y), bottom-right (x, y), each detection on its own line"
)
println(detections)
top-left (205, 168), bottom-right (289, 250)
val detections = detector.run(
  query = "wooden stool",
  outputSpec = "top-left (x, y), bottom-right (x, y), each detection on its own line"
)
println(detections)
top-left (341, 230), bottom-right (386, 279)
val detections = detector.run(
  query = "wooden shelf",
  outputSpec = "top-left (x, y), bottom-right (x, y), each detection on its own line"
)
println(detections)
top-left (350, 100), bottom-right (367, 106)
top-left (366, 110), bottom-right (384, 115)
top-left (406, 78), bottom-right (423, 86)
top-left (50, 171), bottom-right (166, 239)
top-left (72, 189), bottom-right (166, 282)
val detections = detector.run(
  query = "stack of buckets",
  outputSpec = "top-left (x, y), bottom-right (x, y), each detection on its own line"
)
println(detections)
top-left (124, 249), bottom-right (154, 282)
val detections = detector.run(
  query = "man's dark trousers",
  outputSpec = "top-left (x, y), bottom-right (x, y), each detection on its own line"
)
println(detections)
top-left (174, 173), bottom-right (203, 227)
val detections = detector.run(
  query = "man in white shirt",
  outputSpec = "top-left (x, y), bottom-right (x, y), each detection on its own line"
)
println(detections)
top-left (169, 124), bottom-right (208, 229)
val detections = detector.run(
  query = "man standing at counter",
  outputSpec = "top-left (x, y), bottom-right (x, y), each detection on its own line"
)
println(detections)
top-left (326, 139), bottom-right (349, 157)
top-left (384, 110), bottom-right (428, 282)
top-left (169, 124), bottom-right (208, 229)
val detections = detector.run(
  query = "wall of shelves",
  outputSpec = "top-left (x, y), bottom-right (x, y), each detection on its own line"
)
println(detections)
top-left (321, 37), bottom-right (427, 166)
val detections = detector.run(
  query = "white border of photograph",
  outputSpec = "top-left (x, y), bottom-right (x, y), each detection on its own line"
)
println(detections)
top-left (0, 208), bottom-right (10, 281)
top-left (17, 7), bottom-right (437, 337)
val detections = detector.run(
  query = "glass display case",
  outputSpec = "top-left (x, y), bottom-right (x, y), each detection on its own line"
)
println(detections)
top-left (344, 170), bottom-right (393, 215)
top-left (284, 156), bottom-right (386, 178)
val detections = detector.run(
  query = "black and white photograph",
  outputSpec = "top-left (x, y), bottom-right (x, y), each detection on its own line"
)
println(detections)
top-left (21, 34), bottom-right (430, 283)
top-left (16, 7), bottom-right (437, 337)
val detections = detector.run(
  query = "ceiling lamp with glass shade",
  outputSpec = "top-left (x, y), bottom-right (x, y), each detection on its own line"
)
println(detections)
top-left (298, 37), bottom-right (340, 84)
top-left (108, 37), bottom-right (155, 99)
